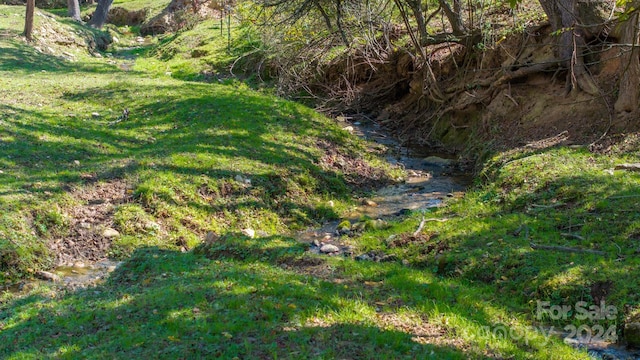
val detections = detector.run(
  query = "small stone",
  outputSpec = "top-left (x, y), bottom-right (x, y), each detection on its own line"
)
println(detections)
top-left (36, 270), bottom-right (60, 282)
top-left (362, 199), bottom-right (378, 207)
top-left (343, 245), bottom-right (354, 256)
top-left (366, 219), bottom-right (389, 230)
top-left (93, 52), bottom-right (103, 58)
top-left (328, 200), bottom-right (334, 207)
top-left (355, 254), bottom-right (371, 261)
top-left (205, 231), bottom-right (219, 244)
top-left (102, 228), bottom-right (120, 238)
top-left (91, 112), bottom-right (101, 118)
top-left (320, 244), bottom-right (340, 253)
top-left (379, 254), bottom-right (398, 262)
top-left (74, 262), bottom-right (85, 268)
top-left (242, 228), bottom-right (255, 238)
top-left (234, 174), bottom-right (244, 183)
top-left (112, 36), bottom-right (119, 43)
top-left (79, 222), bottom-right (91, 229)
top-left (342, 126), bottom-right (354, 132)
top-left (106, 266), bottom-right (116, 273)
top-left (312, 239), bottom-right (320, 247)
top-left (73, 160), bottom-right (81, 166)
top-left (352, 222), bottom-right (366, 231)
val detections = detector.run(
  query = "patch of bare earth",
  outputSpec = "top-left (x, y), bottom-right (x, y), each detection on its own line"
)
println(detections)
top-left (317, 139), bottom-right (394, 190)
top-left (278, 255), bottom-right (339, 279)
top-left (50, 179), bottom-right (132, 266)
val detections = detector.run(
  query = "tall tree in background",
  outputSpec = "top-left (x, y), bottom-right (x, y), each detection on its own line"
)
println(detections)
top-left (24, 0), bottom-right (35, 41)
top-left (67, 0), bottom-right (81, 21)
top-left (89, 0), bottom-right (113, 28)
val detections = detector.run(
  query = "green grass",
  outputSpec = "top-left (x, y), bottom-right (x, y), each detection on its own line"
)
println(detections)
top-left (0, 238), bottom-right (590, 359)
top-left (0, 5), bottom-right (399, 280)
top-left (0, 3), bottom-right (637, 359)
top-left (355, 143), bottom-right (640, 331)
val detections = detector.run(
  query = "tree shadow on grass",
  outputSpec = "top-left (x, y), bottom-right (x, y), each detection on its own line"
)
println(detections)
top-left (0, 233), bottom-right (587, 359)
top-left (0, 245), bottom-right (496, 359)
top-left (2, 81), bottom-right (380, 203)
top-left (0, 38), bottom-right (123, 74)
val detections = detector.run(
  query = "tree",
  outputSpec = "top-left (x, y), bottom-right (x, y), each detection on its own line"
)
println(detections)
top-left (614, 3), bottom-right (640, 112)
top-left (24, 0), bottom-right (35, 41)
top-left (438, 0), bottom-right (465, 36)
top-left (67, 0), bottom-right (81, 21)
top-left (537, 0), bottom-right (608, 94)
top-left (89, 0), bottom-right (113, 28)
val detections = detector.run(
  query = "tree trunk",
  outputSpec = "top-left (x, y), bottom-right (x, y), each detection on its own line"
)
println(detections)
top-left (335, 0), bottom-right (349, 46)
top-left (438, 0), bottom-right (466, 36)
top-left (405, 0), bottom-right (428, 44)
top-left (24, 0), bottom-right (35, 41)
top-left (313, 0), bottom-right (335, 37)
top-left (67, 0), bottom-right (80, 21)
top-left (614, 8), bottom-right (640, 112)
top-left (538, 0), bottom-right (604, 94)
top-left (89, 0), bottom-right (113, 28)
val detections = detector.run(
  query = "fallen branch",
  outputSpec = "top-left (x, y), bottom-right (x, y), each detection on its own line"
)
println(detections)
top-left (560, 232), bottom-right (586, 241)
top-left (413, 217), bottom-right (449, 236)
top-left (614, 163), bottom-right (640, 172)
top-left (608, 194), bottom-right (640, 200)
top-left (529, 243), bottom-right (605, 255)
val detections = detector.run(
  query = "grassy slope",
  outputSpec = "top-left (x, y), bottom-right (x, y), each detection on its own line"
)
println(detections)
top-left (0, 7), bottom-right (396, 276)
top-left (1, 3), bottom-right (637, 359)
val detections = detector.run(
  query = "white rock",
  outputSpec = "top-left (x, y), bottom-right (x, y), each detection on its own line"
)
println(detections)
top-left (342, 126), bottom-right (354, 132)
top-left (242, 228), bottom-right (255, 238)
top-left (320, 244), bottom-right (340, 253)
top-left (36, 270), bottom-right (60, 282)
top-left (103, 228), bottom-right (120, 238)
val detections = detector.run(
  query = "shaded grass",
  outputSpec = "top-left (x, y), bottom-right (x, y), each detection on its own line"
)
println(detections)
top-left (0, 240), bottom-right (590, 359)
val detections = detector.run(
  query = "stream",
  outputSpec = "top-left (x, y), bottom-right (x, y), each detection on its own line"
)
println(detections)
top-left (298, 117), bottom-right (471, 252)
top-left (2, 115), bottom-right (637, 358)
